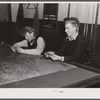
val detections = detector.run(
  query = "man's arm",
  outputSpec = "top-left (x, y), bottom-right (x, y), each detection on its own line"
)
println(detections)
top-left (13, 40), bottom-right (28, 47)
top-left (50, 37), bottom-right (85, 62)
top-left (45, 38), bottom-right (67, 60)
top-left (17, 37), bottom-right (45, 55)
top-left (11, 40), bottom-right (28, 52)
top-left (36, 37), bottom-right (45, 53)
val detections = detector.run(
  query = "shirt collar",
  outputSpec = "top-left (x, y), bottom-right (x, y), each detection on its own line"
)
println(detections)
top-left (66, 32), bottom-right (78, 41)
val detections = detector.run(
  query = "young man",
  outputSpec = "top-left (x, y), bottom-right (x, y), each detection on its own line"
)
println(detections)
top-left (44, 17), bottom-right (87, 63)
top-left (11, 26), bottom-right (45, 55)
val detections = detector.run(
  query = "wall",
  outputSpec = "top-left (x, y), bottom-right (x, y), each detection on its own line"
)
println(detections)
top-left (0, 4), bottom-right (9, 22)
top-left (23, 3), bottom-right (44, 19)
top-left (70, 3), bottom-right (97, 24)
top-left (23, 3), bottom-right (35, 18)
top-left (11, 3), bottom-right (19, 22)
top-left (11, 3), bottom-right (44, 22)
top-left (23, 3), bottom-right (69, 21)
top-left (11, 3), bottom-right (99, 23)
top-left (58, 3), bottom-right (69, 21)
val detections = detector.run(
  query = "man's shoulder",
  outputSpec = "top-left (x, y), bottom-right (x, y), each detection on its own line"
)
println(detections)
top-left (77, 34), bottom-right (84, 41)
top-left (37, 37), bottom-right (44, 40)
top-left (37, 37), bottom-right (45, 43)
top-left (76, 35), bottom-right (87, 46)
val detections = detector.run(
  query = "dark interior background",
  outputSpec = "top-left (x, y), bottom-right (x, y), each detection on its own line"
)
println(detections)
top-left (0, 3), bottom-right (99, 55)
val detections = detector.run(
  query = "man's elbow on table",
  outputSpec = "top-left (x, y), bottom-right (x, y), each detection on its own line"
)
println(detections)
top-left (24, 49), bottom-right (42, 55)
top-left (35, 49), bottom-right (42, 55)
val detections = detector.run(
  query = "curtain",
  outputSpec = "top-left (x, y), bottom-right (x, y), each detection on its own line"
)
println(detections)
top-left (32, 6), bottom-right (39, 37)
top-left (17, 4), bottom-right (24, 30)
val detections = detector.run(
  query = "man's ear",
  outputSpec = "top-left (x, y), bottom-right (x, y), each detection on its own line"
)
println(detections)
top-left (32, 32), bottom-right (36, 39)
top-left (74, 27), bottom-right (77, 31)
top-left (75, 26), bottom-right (79, 32)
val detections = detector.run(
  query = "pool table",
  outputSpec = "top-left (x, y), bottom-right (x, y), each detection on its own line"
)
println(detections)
top-left (0, 44), bottom-right (100, 88)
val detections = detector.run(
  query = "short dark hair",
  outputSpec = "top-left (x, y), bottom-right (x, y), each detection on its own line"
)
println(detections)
top-left (64, 17), bottom-right (80, 32)
top-left (19, 26), bottom-right (36, 38)
top-left (64, 17), bottom-right (80, 26)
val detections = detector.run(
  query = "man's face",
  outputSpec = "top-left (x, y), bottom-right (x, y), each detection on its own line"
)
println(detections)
top-left (65, 22), bottom-right (76, 37)
top-left (25, 32), bottom-right (35, 41)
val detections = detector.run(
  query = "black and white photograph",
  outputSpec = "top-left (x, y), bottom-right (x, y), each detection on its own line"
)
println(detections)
top-left (1, 2), bottom-right (100, 89)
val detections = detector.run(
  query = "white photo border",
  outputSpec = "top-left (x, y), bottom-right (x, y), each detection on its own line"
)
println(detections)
top-left (0, 1), bottom-right (100, 99)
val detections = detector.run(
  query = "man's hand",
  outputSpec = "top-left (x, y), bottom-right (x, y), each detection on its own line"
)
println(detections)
top-left (11, 46), bottom-right (25, 53)
top-left (16, 47), bottom-right (25, 53)
top-left (49, 54), bottom-right (62, 61)
top-left (11, 46), bottom-right (17, 52)
top-left (44, 51), bottom-right (55, 58)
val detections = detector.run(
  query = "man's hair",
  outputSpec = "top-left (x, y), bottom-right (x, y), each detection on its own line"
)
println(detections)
top-left (19, 26), bottom-right (36, 38)
top-left (64, 17), bottom-right (80, 32)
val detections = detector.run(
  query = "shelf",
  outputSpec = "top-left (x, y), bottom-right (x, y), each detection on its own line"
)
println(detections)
top-left (43, 4), bottom-right (58, 29)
